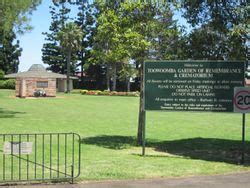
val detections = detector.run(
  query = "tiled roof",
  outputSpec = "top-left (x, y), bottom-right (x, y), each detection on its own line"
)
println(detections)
top-left (5, 64), bottom-right (67, 79)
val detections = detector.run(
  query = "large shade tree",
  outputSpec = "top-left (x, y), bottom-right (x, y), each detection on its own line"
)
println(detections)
top-left (92, 1), bottom-right (181, 145)
top-left (91, 8), bottom-right (129, 91)
top-left (75, 0), bottom-right (96, 82)
top-left (0, 30), bottom-right (22, 74)
top-left (42, 1), bottom-right (71, 74)
top-left (57, 22), bottom-right (83, 93)
top-left (120, 2), bottom-right (180, 145)
top-left (180, 0), bottom-right (247, 60)
top-left (0, 0), bottom-right (41, 37)
top-left (0, 0), bottom-right (41, 74)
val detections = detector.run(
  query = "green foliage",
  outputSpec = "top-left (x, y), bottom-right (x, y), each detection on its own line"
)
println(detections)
top-left (57, 22), bottom-right (83, 54)
top-left (91, 1), bottom-right (180, 91)
top-left (0, 80), bottom-right (4, 88)
top-left (57, 22), bottom-right (83, 93)
top-left (0, 70), bottom-right (4, 78)
top-left (42, 0), bottom-right (96, 76)
top-left (80, 89), bottom-right (139, 96)
top-left (42, 1), bottom-right (74, 74)
top-left (0, 79), bottom-right (15, 89)
top-left (180, 0), bottom-right (246, 60)
top-left (0, 0), bottom-right (36, 74)
top-left (92, 8), bottom-right (128, 64)
top-left (181, 0), bottom-right (245, 32)
top-left (75, 0), bottom-right (96, 80)
top-left (80, 89), bottom-right (88, 94)
top-left (0, 30), bottom-right (22, 74)
top-left (0, 0), bottom-right (41, 43)
top-left (119, 64), bottom-right (138, 81)
top-left (4, 79), bottom-right (15, 89)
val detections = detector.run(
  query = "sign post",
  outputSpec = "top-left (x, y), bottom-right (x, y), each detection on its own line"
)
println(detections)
top-left (233, 87), bottom-right (250, 164)
top-left (242, 113), bottom-right (245, 164)
top-left (142, 111), bottom-right (146, 156)
top-left (143, 60), bottom-right (245, 157)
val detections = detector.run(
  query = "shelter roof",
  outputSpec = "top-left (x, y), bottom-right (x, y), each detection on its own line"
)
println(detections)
top-left (5, 64), bottom-right (67, 79)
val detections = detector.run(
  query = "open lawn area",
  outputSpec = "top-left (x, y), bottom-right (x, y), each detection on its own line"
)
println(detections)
top-left (1, 89), bottom-right (250, 181)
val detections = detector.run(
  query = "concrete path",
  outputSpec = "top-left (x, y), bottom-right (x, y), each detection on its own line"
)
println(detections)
top-left (2, 172), bottom-right (250, 188)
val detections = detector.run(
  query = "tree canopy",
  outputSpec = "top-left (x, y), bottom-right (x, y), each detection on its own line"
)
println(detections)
top-left (57, 22), bottom-right (83, 93)
top-left (0, 0), bottom-right (41, 37)
top-left (0, 0), bottom-right (41, 74)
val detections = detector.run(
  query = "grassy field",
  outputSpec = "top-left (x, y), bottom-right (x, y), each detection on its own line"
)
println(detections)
top-left (1, 89), bottom-right (250, 181)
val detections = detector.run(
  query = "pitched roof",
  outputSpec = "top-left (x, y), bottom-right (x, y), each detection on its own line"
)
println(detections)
top-left (28, 64), bottom-right (46, 72)
top-left (5, 64), bottom-right (67, 79)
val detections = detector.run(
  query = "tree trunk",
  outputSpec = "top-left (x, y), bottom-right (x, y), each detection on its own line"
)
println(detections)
top-left (81, 51), bottom-right (84, 83)
top-left (127, 77), bottom-right (131, 92)
top-left (137, 63), bottom-right (145, 146)
top-left (112, 63), bottom-right (117, 91)
top-left (66, 49), bottom-right (71, 93)
top-left (106, 65), bottom-right (111, 91)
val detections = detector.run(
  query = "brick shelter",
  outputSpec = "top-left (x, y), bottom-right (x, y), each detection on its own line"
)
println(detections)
top-left (5, 64), bottom-right (73, 97)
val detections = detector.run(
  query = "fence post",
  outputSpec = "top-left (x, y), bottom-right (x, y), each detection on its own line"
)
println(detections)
top-left (71, 165), bottom-right (74, 184)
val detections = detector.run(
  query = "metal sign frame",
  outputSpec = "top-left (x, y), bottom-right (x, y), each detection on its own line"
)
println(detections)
top-left (143, 60), bottom-right (245, 112)
top-left (141, 60), bottom-right (247, 164)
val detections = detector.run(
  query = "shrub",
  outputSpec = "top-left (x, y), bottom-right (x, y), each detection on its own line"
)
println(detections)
top-left (71, 89), bottom-right (82, 94)
top-left (127, 91), bottom-right (140, 97)
top-left (0, 70), bottom-right (4, 78)
top-left (0, 80), bottom-right (4, 88)
top-left (4, 79), bottom-right (15, 89)
top-left (96, 90), bottom-right (102, 95)
top-left (0, 79), bottom-right (15, 89)
top-left (80, 90), bottom-right (139, 97)
top-left (116, 92), bottom-right (126, 96)
top-left (86, 90), bottom-right (97, 95)
top-left (80, 90), bottom-right (88, 94)
top-left (110, 91), bottom-right (118, 96)
top-left (102, 90), bottom-right (110, 95)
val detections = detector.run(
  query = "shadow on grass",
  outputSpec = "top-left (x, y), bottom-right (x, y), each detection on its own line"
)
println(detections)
top-left (81, 135), bottom-right (250, 165)
top-left (82, 135), bottom-right (136, 149)
top-left (0, 108), bottom-right (25, 118)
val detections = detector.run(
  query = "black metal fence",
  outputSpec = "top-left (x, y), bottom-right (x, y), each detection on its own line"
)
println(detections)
top-left (0, 133), bottom-right (81, 184)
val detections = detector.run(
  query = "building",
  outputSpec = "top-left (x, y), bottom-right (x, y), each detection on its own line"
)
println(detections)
top-left (5, 64), bottom-right (74, 97)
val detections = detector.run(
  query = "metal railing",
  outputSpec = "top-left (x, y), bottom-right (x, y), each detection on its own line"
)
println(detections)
top-left (0, 133), bottom-right (81, 184)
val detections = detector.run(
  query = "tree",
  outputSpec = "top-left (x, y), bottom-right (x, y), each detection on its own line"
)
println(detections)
top-left (75, 0), bottom-right (96, 82)
top-left (180, 0), bottom-right (247, 60)
top-left (119, 63), bottom-right (138, 92)
top-left (0, 30), bottom-right (22, 74)
top-left (0, 0), bottom-right (41, 74)
top-left (42, 1), bottom-right (73, 74)
top-left (91, 8), bottom-right (128, 91)
top-left (57, 22), bottom-right (83, 93)
top-left (0, 0), bottom-right (41, 44)
top-left (84, 63), bottom-right (106, 90)
top-left (119, 2), bottom-right (181, 145)
top-left (92, 1), bottom-right (180, 144)
top-left (187, 25), bottom-right (227, 60)
top-left (0, 69), bottom-right (4, 78)
top-left (150, 6), bottom-right (185, 60)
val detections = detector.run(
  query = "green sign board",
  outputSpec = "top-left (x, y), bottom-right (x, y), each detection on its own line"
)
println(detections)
top-left (144, 61), bottom-right (245, 112)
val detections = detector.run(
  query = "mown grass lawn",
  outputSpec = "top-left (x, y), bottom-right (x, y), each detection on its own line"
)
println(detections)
top-left (1, 89), bottom-right (250, 181)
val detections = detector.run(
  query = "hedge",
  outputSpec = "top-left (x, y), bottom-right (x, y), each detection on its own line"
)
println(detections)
top-left (0, 79), bottom-right (16, 89)
top-left (80, 90), bottom-right (139, 97)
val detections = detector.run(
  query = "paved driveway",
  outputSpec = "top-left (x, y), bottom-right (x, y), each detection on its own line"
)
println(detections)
top-left (2, 172), bottom-right (250, 188)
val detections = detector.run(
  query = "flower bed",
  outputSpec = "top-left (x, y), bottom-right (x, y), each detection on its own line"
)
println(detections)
top-left (80, 90), bottom-right (139, 97)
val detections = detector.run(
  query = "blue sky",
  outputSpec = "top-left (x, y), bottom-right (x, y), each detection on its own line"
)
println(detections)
top-left (18, 0), bottom-right (52, 71)
top-left (18, 0), bottom-right (190, 72)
